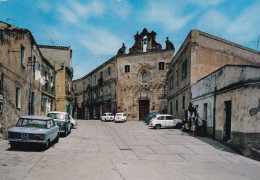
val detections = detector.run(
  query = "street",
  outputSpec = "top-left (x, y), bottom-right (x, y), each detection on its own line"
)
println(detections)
top-left (0, 120), bottom-right (260, 180)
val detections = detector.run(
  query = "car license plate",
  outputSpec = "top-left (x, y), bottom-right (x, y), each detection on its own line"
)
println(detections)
top-left (21, 133), bottom-right (29, 139)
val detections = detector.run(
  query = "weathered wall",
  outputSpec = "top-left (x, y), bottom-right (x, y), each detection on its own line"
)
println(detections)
top-left (167, 30), bottom-right (260, 120)
top-left (0, 29), bottom-right (42, 139)
top-left (117, 50), bottom-right (173, 121)
top-left (215, 85), bottom-right (260, 156)
top-left (38, 46), bottom-right (72, 69)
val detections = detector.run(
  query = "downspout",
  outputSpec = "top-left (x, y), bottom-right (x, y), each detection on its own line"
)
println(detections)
top-left (213, 86), bottom-right (216, 140)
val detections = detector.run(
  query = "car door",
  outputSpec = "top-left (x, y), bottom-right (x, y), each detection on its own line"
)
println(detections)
top-left (157, 116), bottom-right (166, 127)
top-left (165, 116), bottom-right (174, 128)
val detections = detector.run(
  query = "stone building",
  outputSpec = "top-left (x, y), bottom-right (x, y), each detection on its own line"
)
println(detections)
top-left (40, 57), bottom-right (56, 116)
top-left (38, 45), bottom-right (73, 114)
top-left (190, 65), bottom-right (260, 159)
top-left (73, 28), bottom-right (174, 120)
top-left (167, 30), bottom-right (260, 120)
top-left (0, 21), bottom-right (43, 138)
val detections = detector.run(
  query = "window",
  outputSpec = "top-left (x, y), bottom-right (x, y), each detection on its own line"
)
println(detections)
top-left (203, 103), bottom-right (208, 120)
top-left (159, 62), bottom-right (165, 70)
top-left (182, 59), bottom-right (187, 80)
top-left (158, 116), bottom-right (165, 120)
top-left (170, 102), bottom-right (172, 115)
top-left (125, 65), bottom-right (130, 73)
top-left (108, 86), bottom-right (111, 95)
top-left (100, 89), bottom-right (103, 97)
top-left (33, 56), bottom-right (36, 72)
top-left (142, 72), bottom-right (147, 83)
top-left (108, 67), bottom-right (111, 75)
top-left (170, 74), bottom-right (174, 90)
top-left (182, 96), bottom-right (185, 109)
top-left (20, 45), bottom-right (25, 64)
top-left (93, 76), bottom-right (96, 83)
top-left (176, 100), bottom-right (178, 112)
top-left (100, 71), bottom-right (103, 78)
top-left (166, 116), bottom-right (173, 120)
top-left (16, 88), bottom-right (21, 109)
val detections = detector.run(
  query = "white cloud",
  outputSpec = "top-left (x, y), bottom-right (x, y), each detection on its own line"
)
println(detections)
top-left (78, 27), bottom-right (122, 56)
top-left (225, 1), bottom-right (260, 43)
top-left (141, 2), bottom-right (194, 32)
top-left (58, 6), bottom-right (78, 24)
top-left (197, 10), bottom-right (229, 32)
top-left (186, 0), bottom-right (225, 7)
top-left (71, 1), bottom-right (105, 17)
top-left (38, 1), bottom-right (51, 13)
top-left (110, 0), bottom-right (132, 19)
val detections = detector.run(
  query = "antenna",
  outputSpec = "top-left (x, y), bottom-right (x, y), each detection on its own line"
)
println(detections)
top-left (252, 36), bottom-right (260, 51)
top-left (6, 18), bottom-right (16, 24)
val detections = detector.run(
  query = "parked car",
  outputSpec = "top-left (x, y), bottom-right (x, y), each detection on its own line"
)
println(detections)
top-left (145, 113), bottom-right (161, 125)
top-left (114, 113), bottom-right (127, 123)
top-left (70, 115), bottom-right (77, 128)
top-left (101, 112), bottom-right (115, 122)
top-left (47, 111), bottom-right (71, 136)
top-left (149, 114), bottom-right (182, 129)
top-left (8, 116), bottom-right (59, 150)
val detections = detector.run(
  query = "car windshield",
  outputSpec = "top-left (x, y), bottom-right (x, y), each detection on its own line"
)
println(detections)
top-left (116, 114), bottom-right (123, 116)
top-left (16, 119), bottom-right (47, 129)
top-left (47, 113), bottom-right (65, 121)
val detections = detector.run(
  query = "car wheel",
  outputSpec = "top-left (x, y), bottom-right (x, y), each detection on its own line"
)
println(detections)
top-left (54, 134), bottom-right (59, 143)
top-left (155, 124), bottom-right (161, 129)
top-left (176, 123), bottom-right (182, 129)
top-left (71, 123), bottom-right (74, 129)
top-left (10, 142), bottom-right (17, 149)
top-left (44, 140), bottom-right (50, 150)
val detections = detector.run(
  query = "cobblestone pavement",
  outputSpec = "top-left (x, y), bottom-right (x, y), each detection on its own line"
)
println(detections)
top-left (0, 120), bottom-right (260, 180)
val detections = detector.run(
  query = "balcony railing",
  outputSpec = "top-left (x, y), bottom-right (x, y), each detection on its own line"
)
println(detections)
top-left (106, 94), bottom-right (111, 101)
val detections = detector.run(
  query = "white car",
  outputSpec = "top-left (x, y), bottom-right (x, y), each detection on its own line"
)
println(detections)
top-left (70, 115), bottom-right (77, 128)
top-left (101, 112), bottom-right (115, 122)
top-left (114, 113), bottom-right (127, 123)
top-left (149, 114), bottom-right (182, 129)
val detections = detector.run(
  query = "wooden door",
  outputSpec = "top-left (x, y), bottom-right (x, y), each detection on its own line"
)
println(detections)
top-left (139, 100), bottom-right (149, 120)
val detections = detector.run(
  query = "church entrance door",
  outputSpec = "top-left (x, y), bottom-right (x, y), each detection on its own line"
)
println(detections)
top-left (139, 100), bottom-right (149, 120)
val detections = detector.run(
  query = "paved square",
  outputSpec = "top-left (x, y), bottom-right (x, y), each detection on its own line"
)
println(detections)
top-left (0, 120), bottom-right (259, 180)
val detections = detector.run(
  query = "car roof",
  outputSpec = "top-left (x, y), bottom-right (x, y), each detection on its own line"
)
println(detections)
top-left (20, 115), bottom-right (53, 121)
top-left (48, 111), bottom-right (68, 114)
top-left (103, 112), bottom-right (113, 114)
top-left (116, 113), bottom-right (124, 114)
top-left (156, 114), bottom-right (173, 116)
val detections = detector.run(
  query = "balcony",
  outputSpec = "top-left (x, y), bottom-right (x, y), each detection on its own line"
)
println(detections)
top-left (106, 94), bottom-right (111, 101)
top-left (98, 97), bottom-right (103, 102)
top-left (98, 77), bottom-right (103, 85)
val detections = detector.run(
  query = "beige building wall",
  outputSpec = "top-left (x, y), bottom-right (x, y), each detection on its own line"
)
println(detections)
top-left (167, 30), bottom-right (260, 120)
top-left (0, 25), bottom-right (42, 138)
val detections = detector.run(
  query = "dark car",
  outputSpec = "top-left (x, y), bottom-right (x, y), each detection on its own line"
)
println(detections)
top-left (145, 113), bottom-right (161, 125)
top-left (47, 111), bottom-right (71, 136)
top-left (8, 116), bottom-right (59, 150)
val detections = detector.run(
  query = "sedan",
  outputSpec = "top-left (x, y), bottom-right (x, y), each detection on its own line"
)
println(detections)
top-left (149, 114), bottom-right (182, 129)
top-left (101, 112), bottom-right (115, 122)
top-left (8, 116), bottom-right (59, 150)
top-left (114, 113), bottom-right (127, 123)
top-left (47, 111), bottom-right (71, 136)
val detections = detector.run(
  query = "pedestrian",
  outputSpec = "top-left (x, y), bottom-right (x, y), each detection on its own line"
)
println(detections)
top-left (192, 117), bottom-right (196, 136)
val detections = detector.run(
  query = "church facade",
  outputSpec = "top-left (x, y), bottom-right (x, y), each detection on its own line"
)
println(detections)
top-left (72, 28), bottom-right (174, 120)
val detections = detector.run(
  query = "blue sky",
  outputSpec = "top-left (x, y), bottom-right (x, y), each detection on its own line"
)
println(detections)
top-left (0, 0), bottom-right (259, 80)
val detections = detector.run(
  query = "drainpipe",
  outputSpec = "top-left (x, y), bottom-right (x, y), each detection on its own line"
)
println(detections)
top-left (213, 87), bottom-right (216, 140)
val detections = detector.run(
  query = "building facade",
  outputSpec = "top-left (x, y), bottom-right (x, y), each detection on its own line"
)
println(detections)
top-left (0, 22), bottom-right (43, 138)
top-left (191, 65), bottom-right (260, 158)
top-left (73, 28), bottom-right (174, 120)
top-left (38, 45), bottom-right (73, 114)
top-left (40, 57), bottom-right (56, 116)
top-left (167, 30), bottom-right (260, 120)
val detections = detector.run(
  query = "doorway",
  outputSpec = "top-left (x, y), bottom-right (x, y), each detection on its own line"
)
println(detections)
top-left (139, 100), bottom-right (149, 120)
top-left (224, 101), bottom-right (232, 141)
